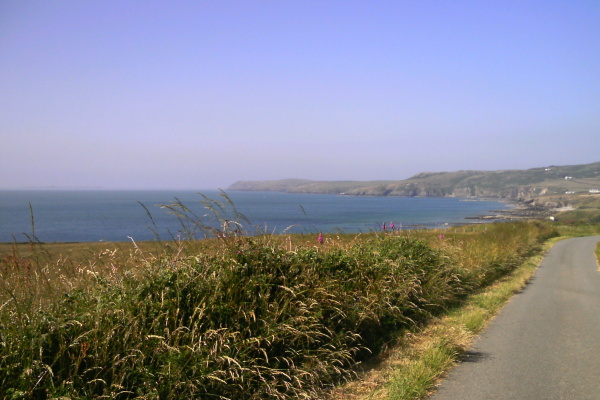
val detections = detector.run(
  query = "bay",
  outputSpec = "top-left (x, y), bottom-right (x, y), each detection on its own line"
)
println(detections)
top-left (0, 190), bottom-right (511, 243)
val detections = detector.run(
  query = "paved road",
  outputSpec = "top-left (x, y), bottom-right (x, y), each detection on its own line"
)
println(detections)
top-left (429, 236), bottom-right (600, 400)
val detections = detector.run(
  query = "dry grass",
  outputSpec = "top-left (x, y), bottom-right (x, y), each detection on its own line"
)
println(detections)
top-left (0, 220), bottom-right (558, 399)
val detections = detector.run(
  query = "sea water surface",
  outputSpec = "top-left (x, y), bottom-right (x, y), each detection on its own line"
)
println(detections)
top-left (0, 190), bottom-right (511, 243)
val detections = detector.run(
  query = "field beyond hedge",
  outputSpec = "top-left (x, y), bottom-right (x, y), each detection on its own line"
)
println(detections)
top-left (0, 221), bottom-right (558, 399)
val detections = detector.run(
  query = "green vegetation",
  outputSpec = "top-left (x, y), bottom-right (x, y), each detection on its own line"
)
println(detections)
top-left (327, 222), bottom-right (599, 400)
top-left (229, 161), bottom-right (600, 199)
top-left (0, 219), bottom-right (559, 399)
top-left (382, 238), bottom-right (560, 400)
top-left (553, 195), bottom-right (600, 225)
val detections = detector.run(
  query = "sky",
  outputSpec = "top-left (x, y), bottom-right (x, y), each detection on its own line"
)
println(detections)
top-left (1, 1), bottom-right (599, 190)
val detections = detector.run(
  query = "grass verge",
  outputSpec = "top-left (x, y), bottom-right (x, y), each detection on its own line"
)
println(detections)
top-left (0, 221), bottom-right (559, 399)
top-left (326, 236), bottom-right (563, 400)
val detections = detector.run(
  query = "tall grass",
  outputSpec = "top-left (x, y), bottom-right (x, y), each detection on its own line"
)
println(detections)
top-left (381, 236), bottom-right (562, 400)
top-left (0, 208), bottom-right (558, 399)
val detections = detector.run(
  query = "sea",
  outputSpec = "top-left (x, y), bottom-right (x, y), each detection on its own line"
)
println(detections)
top-left (0, 190), bottom-right (512, 243)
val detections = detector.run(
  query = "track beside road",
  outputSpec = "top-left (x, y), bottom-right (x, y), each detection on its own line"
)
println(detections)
top-left (430, 236), bottom-right (600, 400)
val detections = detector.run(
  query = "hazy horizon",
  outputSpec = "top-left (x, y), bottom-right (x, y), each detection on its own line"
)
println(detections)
top-left (2, 1), bottom-right (599, 190)
top-left (1, 159), bottom-right (599, 192)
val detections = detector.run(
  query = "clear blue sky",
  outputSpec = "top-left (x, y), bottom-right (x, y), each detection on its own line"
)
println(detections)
top-left (1, 1), bottom-right (599, 190)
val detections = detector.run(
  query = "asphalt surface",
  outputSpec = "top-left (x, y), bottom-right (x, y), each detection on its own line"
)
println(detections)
top-left (429, 235), bottom-right (600, 400)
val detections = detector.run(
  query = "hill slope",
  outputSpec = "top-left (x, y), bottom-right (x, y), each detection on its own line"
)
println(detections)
top-left (228, 161), bottom-right (600, 202)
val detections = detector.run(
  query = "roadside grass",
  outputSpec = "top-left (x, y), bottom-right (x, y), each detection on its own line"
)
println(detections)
top-left (551, 223), bottom-right (600, 238)
top-left (326, 236), bottom-right (562, 400)
top-left (390, 239), bottom-right (558, 400)
top-left (0, 221), bottom-right (559, 399)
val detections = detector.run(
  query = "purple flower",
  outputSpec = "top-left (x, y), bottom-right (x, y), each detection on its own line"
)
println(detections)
top-left (318, 233), bottom-right (324, 244)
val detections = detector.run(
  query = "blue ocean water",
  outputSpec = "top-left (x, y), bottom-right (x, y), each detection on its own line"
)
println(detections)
top-left (0, 190), bottom-right (511, 243)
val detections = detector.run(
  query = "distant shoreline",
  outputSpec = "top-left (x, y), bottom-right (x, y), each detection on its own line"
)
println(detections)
top-left (466, 202), bottom-right (554, 221)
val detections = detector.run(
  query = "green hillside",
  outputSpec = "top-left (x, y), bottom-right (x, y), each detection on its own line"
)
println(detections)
top-left (228, 161), bottom-right (600, 201)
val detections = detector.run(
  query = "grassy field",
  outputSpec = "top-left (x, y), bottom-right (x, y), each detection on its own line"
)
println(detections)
top-left (0, 219), bottom-right (563, 399)
top-left (553, 195), bottom-right (600, 225)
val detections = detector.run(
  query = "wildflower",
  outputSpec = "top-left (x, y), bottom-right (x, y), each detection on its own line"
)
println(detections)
top-left (318, 232), bottom-right (324, 244)
top-left (382, 222), bottom-right (387, 231)
top-left (390, 222), bottom-right (395, 231)
top-left (439, 233), bottom-right (444, 239)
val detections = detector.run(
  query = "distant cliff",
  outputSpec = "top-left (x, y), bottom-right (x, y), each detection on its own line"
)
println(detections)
top-left (228, 161), bottom-right (600, 202)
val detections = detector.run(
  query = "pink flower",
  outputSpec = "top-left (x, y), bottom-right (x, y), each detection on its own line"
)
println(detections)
top-left (318, 233), bottom-right (324, 244)
top-left (390, 222), bottom-right (395, 231)
top-left (439, 234), bottom-right (444, 239)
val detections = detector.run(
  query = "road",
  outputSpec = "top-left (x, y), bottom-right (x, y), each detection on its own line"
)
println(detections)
top-left (429, 235), bottom-right (600, 400)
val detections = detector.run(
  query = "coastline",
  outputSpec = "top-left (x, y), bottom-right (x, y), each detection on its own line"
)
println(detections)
top-left (0, 191), bottom-right (549, 244)
top-left (466, 199), bottom-right (555, 221)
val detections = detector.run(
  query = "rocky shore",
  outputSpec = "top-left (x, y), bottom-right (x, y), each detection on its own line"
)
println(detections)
top-left (467, 201), bottom-right (556, 221)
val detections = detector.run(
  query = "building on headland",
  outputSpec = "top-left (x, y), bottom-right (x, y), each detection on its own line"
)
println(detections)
top-left (564, 176), bottom-right (573, 180)
top-left (590, 189), bottom-right (600, 194)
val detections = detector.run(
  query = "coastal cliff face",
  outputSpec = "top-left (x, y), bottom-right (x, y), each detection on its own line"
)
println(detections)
top-left (340, 184), bottom-right (544, 200)
top-left (228, 161), bottom-right (600, 204)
